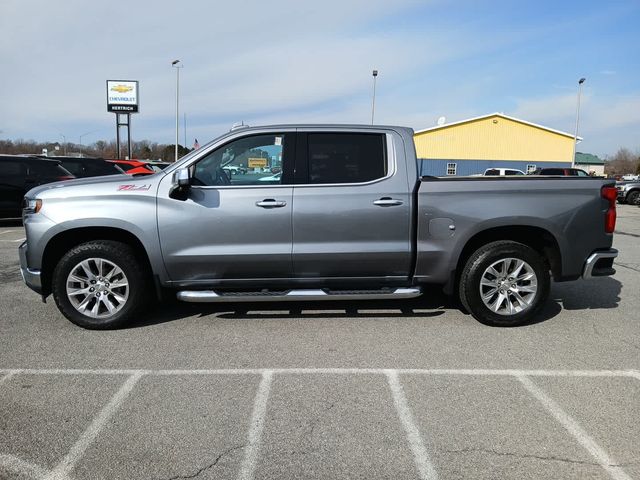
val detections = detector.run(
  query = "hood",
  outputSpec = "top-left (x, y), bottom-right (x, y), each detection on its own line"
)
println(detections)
top-left (25, 173), bottom-right (161, 198)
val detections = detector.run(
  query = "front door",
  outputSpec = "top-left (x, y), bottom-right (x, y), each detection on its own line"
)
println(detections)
top-left (157, 132), bottom-right (295, 283)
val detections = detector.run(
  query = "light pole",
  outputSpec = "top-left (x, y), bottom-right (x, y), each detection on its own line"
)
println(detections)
top-left (571, 77), bottom-right (586, 168)
top-left (79, 129), bottom-right (100, 157)
top-left (371, 69), bottom-right (378, 125)
top-left (171, 59), bottom-right (182, 162)
top-left (59, 134), bottom-right (67, 155)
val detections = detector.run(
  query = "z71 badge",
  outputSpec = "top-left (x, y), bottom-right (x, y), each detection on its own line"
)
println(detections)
top-left (118, 184), bottom-right (151, 191)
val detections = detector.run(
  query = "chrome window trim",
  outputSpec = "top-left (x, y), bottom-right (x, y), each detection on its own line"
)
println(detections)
top-left (171, 128), bottom-right (397, 190)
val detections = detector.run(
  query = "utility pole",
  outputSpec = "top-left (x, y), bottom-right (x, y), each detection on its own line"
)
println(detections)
top-left (172, 60), bottom-right (182, 162)
top-left (572, 77), bottom-right (586, 168)
top-left (371, 69), bottom-right (378, 125)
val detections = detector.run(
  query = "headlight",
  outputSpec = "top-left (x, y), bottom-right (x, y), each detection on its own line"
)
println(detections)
top-left (23, 198), bottom-right (43, 214)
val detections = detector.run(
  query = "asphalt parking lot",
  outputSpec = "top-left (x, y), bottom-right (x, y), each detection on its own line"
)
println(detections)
top-left (1, 205), bottom-right (639, 480)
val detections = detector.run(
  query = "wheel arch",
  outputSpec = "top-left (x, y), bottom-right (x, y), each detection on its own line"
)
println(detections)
top-left (41, 227), bottom-right (153, 297)
top-left (455, 225), bottom-right (562, 285)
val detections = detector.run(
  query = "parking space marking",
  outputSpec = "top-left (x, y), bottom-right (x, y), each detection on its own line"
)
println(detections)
top-left (0, 230), bottom-right (13, 235)
top-left (238, 370), bottom-right (273, 480)
top-left (43, 372), bottom-right (143, 480)
top-left (516, 375), bottom-right (632, 480)
top-left (0, 453), bottom-right (50, 479)
top-left (386, 370), bottom-right (438, 480)
top-left (2, 368), bottom-right (639, 378)
top-left (2, 368), bottom-right (639, 479)
top-left (0, 372), bottom-right (14, 385)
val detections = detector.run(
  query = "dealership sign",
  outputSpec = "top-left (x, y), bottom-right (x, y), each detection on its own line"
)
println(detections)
top-left (106, 80), bottom-right (139, 113)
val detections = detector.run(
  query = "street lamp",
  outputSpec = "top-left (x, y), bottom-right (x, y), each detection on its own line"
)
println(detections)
top-left (371, 69), bottom-right (378, 125)
top-left (572, 77), bottom-right (586, 167)
top-left (171, 59), bottom-right (182, 162)
top-left (79, 129), bottom-right (101, 157)
top-left (59, 134), bottom-right (67, 155)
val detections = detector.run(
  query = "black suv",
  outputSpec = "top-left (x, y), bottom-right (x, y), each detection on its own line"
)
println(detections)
top-left (34, 156), bottom-right (125, 178)
top-left (0, 155), bottom-right (75, 218)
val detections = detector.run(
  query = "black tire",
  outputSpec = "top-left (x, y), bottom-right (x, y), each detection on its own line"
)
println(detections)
top-left (627, 191), bottom-right (640, 206)
top-left (52, 240), bottom-right (148, 329)
top-left (459, 241), bottom-right (550, 327)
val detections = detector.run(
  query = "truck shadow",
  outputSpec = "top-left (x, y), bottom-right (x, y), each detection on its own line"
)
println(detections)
top-left (129, 290), bottom-right (450, 328)
top-left (128, 278), bottom-right (621, 329)
top-left (550, 277), bottom-right (622, 311)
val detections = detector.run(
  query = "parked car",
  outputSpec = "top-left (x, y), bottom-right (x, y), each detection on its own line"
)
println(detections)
top-left (222, 165), bottom-right (247, 175)
top-left (1, 155), bottom-right (74, 218)
top-left (35, 156), bottom-right (125, 178)
top-left (616, 180), bottom-right (640, 205)
top-left (483, 168), bottom-right (525, 176)
top-left (529, 167), bottom-right (590, 176)
top-left (20, 124), bottom-right (617, 329)
top-left (106, 159), bottom-right (155, 176)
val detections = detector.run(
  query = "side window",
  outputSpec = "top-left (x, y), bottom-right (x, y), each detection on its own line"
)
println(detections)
top-left (446, 163), bottom-right (457, 175)
top-left (192, 134), bottom-right (286, 186)
top-left (306, 133), bottom-right (386, 184)
top-left (0, 161), bottom-right (23, 176)
top-left (576, 169), bottom-right (589, 176)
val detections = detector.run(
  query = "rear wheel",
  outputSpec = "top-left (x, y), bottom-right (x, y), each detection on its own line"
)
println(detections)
top-left (459, 241), bottom-right (550, 327)
top-left (627, 190), bottom-right (640, 206)
top-left (52, 241), bottom-right (147, 329)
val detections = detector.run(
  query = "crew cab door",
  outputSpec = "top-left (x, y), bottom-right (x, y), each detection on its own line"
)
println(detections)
top-left (292, 130), bottom-right (412, 281)
top-left (157, 131), bottom-right (295, 283)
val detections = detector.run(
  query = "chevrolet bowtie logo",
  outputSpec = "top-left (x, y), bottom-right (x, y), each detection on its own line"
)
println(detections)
top-left (110, 84), bottom-right (133, 94)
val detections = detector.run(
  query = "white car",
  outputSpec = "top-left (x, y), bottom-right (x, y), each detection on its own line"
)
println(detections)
top-left (483, 168), bottom-right (525, 176)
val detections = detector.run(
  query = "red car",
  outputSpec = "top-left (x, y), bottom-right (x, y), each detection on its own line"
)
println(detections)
top-left (107, 159), bottom-right (155, 176)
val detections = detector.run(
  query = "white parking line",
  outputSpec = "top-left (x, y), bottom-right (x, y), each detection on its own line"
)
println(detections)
top-left (1, 367), bottom-right (638, 479)
top-left (1, 367), bottom-right (639, 378)
top-left (238, 370), bottom-right (273, 480)
top-left (44, 372), bottom-right (143, 480)
top-left (0, 230), bottom-right (13, 235)
top-left (517, 375), bottom-right (632, 480)
top-left (0, 454), bottom-right (50, 479)
top-left (386, 370), bottom-right (438, 480)
top-left (0, 370), bottom-right (19, 385)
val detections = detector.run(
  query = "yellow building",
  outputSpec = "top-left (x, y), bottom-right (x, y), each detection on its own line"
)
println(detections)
top-left (414, 113), bottom-right (579, 176)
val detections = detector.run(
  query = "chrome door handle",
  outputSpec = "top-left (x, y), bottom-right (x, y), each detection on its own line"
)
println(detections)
top-left (256, 199), bottom-right (287, 208)
top-left (373, 198), bottom-right (403, 206)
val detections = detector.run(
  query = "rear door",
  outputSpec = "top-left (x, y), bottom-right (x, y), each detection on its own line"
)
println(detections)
top-left (291, 130), bottom-right (412, 281)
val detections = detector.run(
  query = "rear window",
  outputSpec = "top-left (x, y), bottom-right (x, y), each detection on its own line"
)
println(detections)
top-left (115, 162), bottom-right (136, 172)
top-left (306, 133), bottom-right (386, 184)
top-left (26, 161), bottom-right (70, 177)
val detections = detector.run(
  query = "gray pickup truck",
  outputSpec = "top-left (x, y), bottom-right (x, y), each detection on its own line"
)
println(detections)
top-left (20, 124), bottom-right (618, 329)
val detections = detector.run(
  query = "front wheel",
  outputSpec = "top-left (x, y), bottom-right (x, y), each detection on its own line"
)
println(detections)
top-left (52, 240), bottom-right (148, 329)
top-left (459, 241), bottom-right (550, 327)
top-left (627, 191), bottom-right (640, 205)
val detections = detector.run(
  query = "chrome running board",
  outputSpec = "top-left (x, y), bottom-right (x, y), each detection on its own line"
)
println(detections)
top-left (176, 287), bottom-right (422, 303)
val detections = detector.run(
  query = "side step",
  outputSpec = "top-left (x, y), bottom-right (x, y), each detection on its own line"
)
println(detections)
top-left (176, 287), bottom-right (422, 303)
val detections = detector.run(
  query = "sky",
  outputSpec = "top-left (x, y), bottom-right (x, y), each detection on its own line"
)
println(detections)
top-left (0, 0), bottom-right (638, 158)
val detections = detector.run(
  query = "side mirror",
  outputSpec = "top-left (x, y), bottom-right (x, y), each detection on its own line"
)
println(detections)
top-left (170, 168), bottom-right (191, 200)
top-left (175, 168), bottom-right (190, 187)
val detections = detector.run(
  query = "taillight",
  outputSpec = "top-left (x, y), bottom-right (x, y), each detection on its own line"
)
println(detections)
top-left (57, 175), bottom-right (75, 181)
top-left (601, 185), bottom-right (617, 233)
